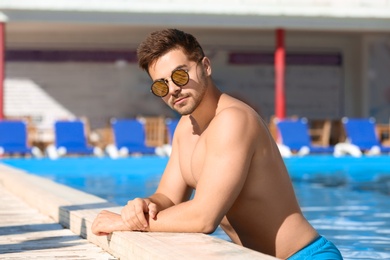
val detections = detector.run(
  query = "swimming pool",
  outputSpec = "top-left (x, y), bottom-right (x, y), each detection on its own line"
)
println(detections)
top-left (2, 155), bottom-right (390, 259)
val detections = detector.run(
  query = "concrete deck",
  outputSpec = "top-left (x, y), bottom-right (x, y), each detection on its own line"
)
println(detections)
top-left (0, 163), bottom-right (277, 260)
top-left (0, 187), bottom-right (116, 259)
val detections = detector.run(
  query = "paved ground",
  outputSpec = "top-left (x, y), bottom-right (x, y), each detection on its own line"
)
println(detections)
top-left (0, 187), bottom-right (116, 260)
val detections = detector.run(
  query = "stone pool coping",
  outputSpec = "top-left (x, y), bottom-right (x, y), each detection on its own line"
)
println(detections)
top-left (0, 164), bottom-right (277, 260)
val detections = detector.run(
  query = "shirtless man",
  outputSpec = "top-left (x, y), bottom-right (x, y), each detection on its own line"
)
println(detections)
top-left (92, 29), bottom-right (343, 259)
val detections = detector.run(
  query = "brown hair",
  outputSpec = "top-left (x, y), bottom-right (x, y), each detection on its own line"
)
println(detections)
top-left (137, 28), bottom-right (205, 73)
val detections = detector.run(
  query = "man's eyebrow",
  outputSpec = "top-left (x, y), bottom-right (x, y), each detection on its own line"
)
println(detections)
top-left (153, 64), bottom-right (188, 81)
top-left (174, 64), bottom-right (187, 70)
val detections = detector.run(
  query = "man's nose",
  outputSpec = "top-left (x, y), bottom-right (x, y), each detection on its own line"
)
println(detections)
top-left (167, 80), bottom-right (181, 95)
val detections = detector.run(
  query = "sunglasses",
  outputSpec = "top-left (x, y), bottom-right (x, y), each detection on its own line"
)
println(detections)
top-left (150, 58), bottom-right (204, 97)
top-left (151, 69), bottom-right (189, 97)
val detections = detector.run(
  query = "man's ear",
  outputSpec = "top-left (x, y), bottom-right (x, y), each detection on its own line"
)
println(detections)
top-left (202, 57), bottom-right (212, 76)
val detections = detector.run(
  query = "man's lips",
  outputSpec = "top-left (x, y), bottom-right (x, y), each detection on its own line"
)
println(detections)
top-left (173, 96), bottom-right (187, 105)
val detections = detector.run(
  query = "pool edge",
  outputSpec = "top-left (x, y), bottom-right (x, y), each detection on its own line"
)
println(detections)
top-left (0, 163), bottom-right (276, 260)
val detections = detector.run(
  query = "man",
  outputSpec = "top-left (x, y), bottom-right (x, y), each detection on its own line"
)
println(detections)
top-left (92, 29), bottom-right (343, 259)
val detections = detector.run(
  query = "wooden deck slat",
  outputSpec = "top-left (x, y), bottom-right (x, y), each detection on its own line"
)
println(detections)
top-left (0, 188), bottom-right (116, 259)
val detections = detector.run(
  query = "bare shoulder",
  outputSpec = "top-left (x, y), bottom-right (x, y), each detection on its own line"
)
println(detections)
top-left (207, 95), bottom-right (267, 146)
top-left (213, 95), bottom-right (262, 130)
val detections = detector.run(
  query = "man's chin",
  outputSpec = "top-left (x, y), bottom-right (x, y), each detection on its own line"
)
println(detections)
top-left (175, 110), bottom-right (190, 116)
top-left (173, 108), bottom-right (192, 116)
top-left (172, 104), bottom-right (194, 116)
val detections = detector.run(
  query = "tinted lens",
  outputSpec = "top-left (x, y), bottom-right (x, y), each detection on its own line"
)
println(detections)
top-left (172, 69), bottom-right (189, 86)
top-left (151, 80), bottom-right (169, 97)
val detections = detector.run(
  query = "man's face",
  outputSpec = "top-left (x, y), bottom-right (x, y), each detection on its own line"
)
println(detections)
top-left (149, 49), bottom-right (207, 115)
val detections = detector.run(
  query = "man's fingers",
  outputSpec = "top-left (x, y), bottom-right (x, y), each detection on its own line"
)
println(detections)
top-left (134, 202), bottom-right (149, 229)
top-left (121, 199), bottom-right (150, 231)
top-left (148, 203), bottom-right (158, 219)
top-left (92, 210), bottom-right (126, 236)
top-left (96, 231), bottom-right (110, 236)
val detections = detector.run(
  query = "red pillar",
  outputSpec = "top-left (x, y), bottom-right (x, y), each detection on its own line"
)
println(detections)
top-left (0, 21), bottom-right (5, 119)
top-left (275, 28), bottom-right (286, 119)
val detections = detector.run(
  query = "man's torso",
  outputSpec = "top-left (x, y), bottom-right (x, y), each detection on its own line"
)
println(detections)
top-left (173, 94), bottom-right (318, 257)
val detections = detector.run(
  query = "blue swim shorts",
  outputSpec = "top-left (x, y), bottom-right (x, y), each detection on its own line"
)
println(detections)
top-left (287, 235), bottom-right (343, 260)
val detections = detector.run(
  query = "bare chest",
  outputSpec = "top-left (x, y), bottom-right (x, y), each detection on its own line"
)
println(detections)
top-left (178, 134), bottom-right (206, 189)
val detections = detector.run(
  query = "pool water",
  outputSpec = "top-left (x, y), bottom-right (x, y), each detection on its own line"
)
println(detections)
top-left (2, 156), bottom-right (390, 259)
top-left (295, 182), bottom-right (390, 259)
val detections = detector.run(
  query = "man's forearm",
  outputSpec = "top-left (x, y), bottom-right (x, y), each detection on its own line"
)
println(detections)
top-left (147, 200), bottom-right (217, 234)
top-left (148, 193), bottom-right (175, 211)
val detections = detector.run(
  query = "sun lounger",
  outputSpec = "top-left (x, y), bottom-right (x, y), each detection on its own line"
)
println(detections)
top-left (166, 118), bottom-right (179, 144)
top-left (0, 120), bottom-right (42, 157)
top-left (275, 118), bottom-right (361, 157)
top-left (155, 118), bottom-right (179, 157)
top-left (46, 120), bottom-right (102, 159)
top-left (342, 117), bottom-right (390, 155)
top-left (275, 118), bottom-right (334, 155)
top-left (106, 118), bottom-right (156, 158)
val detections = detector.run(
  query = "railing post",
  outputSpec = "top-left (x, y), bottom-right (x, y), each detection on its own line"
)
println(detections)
top-left (0, 13), bottom-right (8, 120)
top-left (275, 28), bottom-right (286, 119)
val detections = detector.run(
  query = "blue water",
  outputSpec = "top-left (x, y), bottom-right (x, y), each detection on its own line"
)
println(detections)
top-left (2, 155), bottom-right (390, 259)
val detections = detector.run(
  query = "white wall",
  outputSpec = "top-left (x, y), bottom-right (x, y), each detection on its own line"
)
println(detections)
top-left (363, 34), bottom-right (390, 123)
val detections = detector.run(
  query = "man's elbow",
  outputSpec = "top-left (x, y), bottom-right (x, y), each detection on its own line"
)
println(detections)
top-left (196, 216), bottom-right (219, 234)
top-left (201, 225), bottom-right (217, 234)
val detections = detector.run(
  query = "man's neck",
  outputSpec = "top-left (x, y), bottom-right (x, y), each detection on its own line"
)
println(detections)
top-left (189, 84), bottom-right (222, 135)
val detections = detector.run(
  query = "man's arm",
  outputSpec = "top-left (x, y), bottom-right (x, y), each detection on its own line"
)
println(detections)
top-left (139, 108), bottom-right (258, 233)
top-left (91, 193), bottom-right (173, 235)
top-left (92, 169), bottom-right (191, 235)
top-left (92, 119), bottom-right (193, 235)
top-left (119, 121), bottom-right (194, 231)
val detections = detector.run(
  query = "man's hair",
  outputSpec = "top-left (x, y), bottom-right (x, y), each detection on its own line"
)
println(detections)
top-left (137, 28), bottom-right (205, 73)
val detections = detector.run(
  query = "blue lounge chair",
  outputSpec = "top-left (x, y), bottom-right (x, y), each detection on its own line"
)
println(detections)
top-left (342, 117), bottom-right (390, 154)
top-left (154, 118), bottom-right (179, 157)
top-left (109, 118), bottom-right (156, 156)
top-left (166, 118), bottom-right (179, 144)
top-left (0, 120), bottom-right (41, 157)
top-left (49, 120), bottom-right (101, 158)
top-left (275, 118), bottom-right (335, 155)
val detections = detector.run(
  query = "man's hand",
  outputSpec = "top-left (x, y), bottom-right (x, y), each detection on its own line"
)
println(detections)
top-left (91, 210), bottom-right (130, 236)
top-left (121, 198), bottom-right (158, 231)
